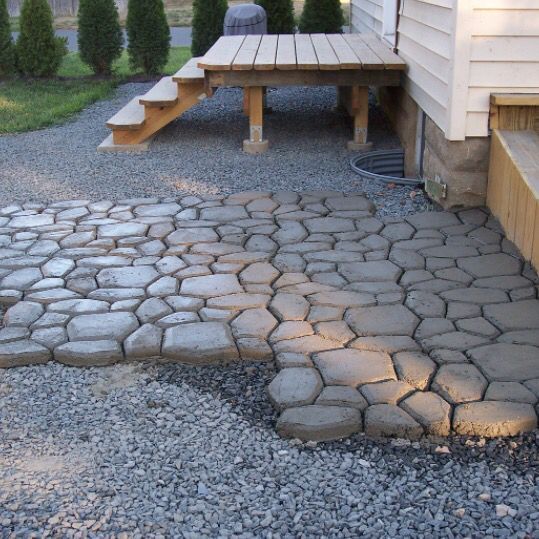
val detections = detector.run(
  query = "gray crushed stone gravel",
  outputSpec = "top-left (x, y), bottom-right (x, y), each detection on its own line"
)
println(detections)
top-left (1, 361), bottom-right (538, 538)
top-left (0, 84), bottom-right (430, 217)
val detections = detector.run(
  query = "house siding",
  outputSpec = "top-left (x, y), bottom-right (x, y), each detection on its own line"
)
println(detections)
top-left (351, 0), bottom-right (539, 140)
top-left (466, 2), bottom-right (539, 137)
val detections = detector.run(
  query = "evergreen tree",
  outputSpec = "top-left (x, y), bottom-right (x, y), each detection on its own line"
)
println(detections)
top-left (16, 0), bottom-right (67, 77)
top-left (127, 0), bottom-right (170, 76)
top-left (191, 0), bottom-right (227, 57)
top-left (299, 0), bottom-right (344, 33)
top-left (0, 0), bottom-right (15, 76)
top-left (256, 0), bottom-right (295, 34)
top-left (78, 0), bottom-right (123, 75)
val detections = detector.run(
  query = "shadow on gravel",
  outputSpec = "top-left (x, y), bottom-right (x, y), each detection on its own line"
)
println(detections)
top-left (154, 361), bottom-right (278, 430)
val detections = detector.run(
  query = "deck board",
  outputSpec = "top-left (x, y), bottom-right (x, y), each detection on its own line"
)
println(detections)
top-left (326, 34), bottom-right (362, 69)
top-left (295, 34), bottom-right (319, 70)
top-left (276, 34), bottom-right (297, 70)
top-left (198, 35), bottom-right (245, 71)
top-left (232, 35), bottom-right (263, 71)
top-left (310, 34), bottom-right (340, 70)
top-left (342, 34), bottom-right (385, 69)
top-left (254, 35), bottom-right (279, 71)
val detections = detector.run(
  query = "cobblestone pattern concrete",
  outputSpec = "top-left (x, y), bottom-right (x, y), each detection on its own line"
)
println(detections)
top-left (1, 192), bottom-right (538, 441)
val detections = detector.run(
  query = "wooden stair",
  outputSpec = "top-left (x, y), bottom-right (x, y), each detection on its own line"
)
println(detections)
top-left (99, 58), bottom-right (206, 151)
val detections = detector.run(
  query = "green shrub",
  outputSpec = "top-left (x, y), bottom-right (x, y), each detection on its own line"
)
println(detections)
top-left (16, 0), bottom-right (67, 77)
top-left (0, 0), bottom-right (15, 76)
top-left (256, 0), bottom-right (295, 34)
top-left (78, 0), bottom-right (123, 75)
top-left (191, 0), bottom-right (227, 57)
top-left (299, 0), bottom-right (344, 33)
top-left (126, 0), bottom-right (170, 76)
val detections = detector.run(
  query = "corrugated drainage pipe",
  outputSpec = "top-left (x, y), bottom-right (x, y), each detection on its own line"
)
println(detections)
top-left (350, 149), bottom-right (424, 187)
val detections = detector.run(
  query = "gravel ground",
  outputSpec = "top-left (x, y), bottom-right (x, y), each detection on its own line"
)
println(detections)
top-left (1, 361), bottom-right (538, 538)
top-left (0, 84), bottom-right (429, 216)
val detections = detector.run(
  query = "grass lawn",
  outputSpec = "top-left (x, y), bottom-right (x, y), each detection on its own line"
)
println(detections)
top-left (0, 47), bottom-right (191, 135)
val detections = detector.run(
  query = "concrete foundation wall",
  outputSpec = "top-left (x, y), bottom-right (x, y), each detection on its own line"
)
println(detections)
top-left (377, 86), bottom-right (490, 209)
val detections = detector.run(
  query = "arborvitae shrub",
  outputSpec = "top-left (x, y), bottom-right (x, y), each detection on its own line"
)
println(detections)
top-left (191, 0), bottom-right (227, 57)
top-left (127, 0), bottom-right (170, 76)
top-left (0, 0), bottom-right (15, 76)
top-left (16, 0), bottom-right (67, 77)
top-left (78, 0), bottom-right (123, 75)
top-left (256, 0), bottom-right (295, 34)
top-left (299, 0), bottom-right (344, 33)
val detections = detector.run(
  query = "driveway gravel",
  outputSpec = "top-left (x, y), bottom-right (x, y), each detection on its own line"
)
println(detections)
top-left (0, 84), bottom-right (427, 217)
top-left (1, 361), bottom-right (538, 537)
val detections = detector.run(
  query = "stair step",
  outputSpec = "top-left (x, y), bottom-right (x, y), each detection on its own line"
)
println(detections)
top-left (106, 96), bottom-right (145, 130)
top-left (173, 57), bottom-right (205, 83)
top-left (139, 77), bottom-right (178, 108)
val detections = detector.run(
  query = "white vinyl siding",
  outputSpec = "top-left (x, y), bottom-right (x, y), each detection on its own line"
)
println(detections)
top-left (351, 0), bottom-right (539, 140)
top-left (465, 3), bottom-right (539, 137)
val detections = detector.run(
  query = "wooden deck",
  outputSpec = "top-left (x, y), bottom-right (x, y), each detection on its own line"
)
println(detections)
top-left (198, 33), bottom-right (405, 153)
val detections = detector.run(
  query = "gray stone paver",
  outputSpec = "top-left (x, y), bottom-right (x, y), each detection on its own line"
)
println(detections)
top-left (0, 192), bottom-right (538, 442)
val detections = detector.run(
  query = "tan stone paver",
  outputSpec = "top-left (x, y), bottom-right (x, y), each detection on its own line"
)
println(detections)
top-left (1, 192), bottom-right (538, 441)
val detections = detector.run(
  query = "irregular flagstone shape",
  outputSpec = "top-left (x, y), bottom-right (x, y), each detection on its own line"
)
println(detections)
top-left (457, 253), bottom-right (521, 278)
top-left (276, 405), bottom-right (362, 442)
top-left (406, 211), bottom-right (460, 230)
top-left (167, 228), bottom-right (219, 246)
top-left (270, 293), bottom-right (310, 321)
top-left (272, 221), bottom-right (307, 245)
top-left (468, 344), bottom-right (539, 381)
top-left (236, 337), bottom-right (273, 361)
top-left (313, 349), bottom-right (395, 386)
top-left (421, 331), bottom-right (490, 352)
top-left (315, 386), bottom-right (368, 410)
top-left (231, 308), bottom-right (278, 338)
top-left (364, 404), bottom-right (423, 439)
top-left (453, 401), bottom-right (537, 437)
top-left (134, 203), bottom-right (181, 217)
top-left (97, 266), bottom-right (160, 288)
top-left (498, 330), bottom-right (539, 347)
top-left (239, 262), bottom-right (279, 285)
top-left (136, 297), bottom-right (173, 324)
top-left (200, 205), bottom-right (249, 222)
top-left (393, 351), bottom-right (436, 390)
top-left (360, 380), bottom-right (415, 405)
top-left (272, 335), bottom-right (343, 354)
top-left (339, 260), bottom-right (402, 282)
top-left (4, 301), bottom-right (44, 327)
top-left (206, 293), bottom-right (270, 310)
top-left (67, 312), bottom-right (139, 342)
top-left (308, 291), bottom-right (375, 308)
top-left (0, 340), bottom-right (51, 367)
top-left (48, 299), bottom-right (109, 315)
top-left (0, 267), bottom-right (42, 291)
top-left (89, 288), bottom-right (146, 302)
top-left (345, 305), bottom-right (419, 337)
top-left (350, 336), bottom-right (420, 354)
top-left (326, 196), bottom-right (374, 212)
top-left (54, 340), bottom-right (123, 366)
top-left (156, 312), bottom-right (201, 327)
top-left (31, 327), bottom-right (68, 349)
top-left (304, 217), bottom-right (355, 233)
top-left (124, 324), bottom-right (162, 358)
top-left (0, 327), bottom-right (30, 343)
top-left (269, 321), bottom-right (314, 343)
top-left (180, 274), bottom-right (243, 299)
top-left (42, 258), bottom-right (75, 278)
top-left (267, 368), bottom-right (323, 410)
top-left (162, 322), bottom-right (239, 364)
top-left (8, 214), bottom-right (54, 228)
top-left (431, 363), bottom-right (487, 404)
top-left (400, 392), bottom-right (451, 436)
top-left (485, 382), bottom-right (538, 404)
top-left (483, 300), bottom-right (539, 332)
top-left (405, 291), bottom-right (446, 318)
top-left (440, 287), bottom-right (509, 305)
top-left (99, 222), bottom-right (148, 238)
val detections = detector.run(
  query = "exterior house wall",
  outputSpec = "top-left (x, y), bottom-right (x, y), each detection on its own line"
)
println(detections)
top-left (351, 0), bottom-right (539, 140)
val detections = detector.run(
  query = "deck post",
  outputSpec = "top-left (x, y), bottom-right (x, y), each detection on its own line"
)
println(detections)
top-left (243, 86), bottom-right (269, 153)
top-left (347, 86), bottom-right (373, 152)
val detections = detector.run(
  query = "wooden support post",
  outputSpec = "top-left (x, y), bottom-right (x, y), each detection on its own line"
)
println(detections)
top-left (347, 86), bottom-right (373, 152)
top-left (243, 86), bottom-right (268, 153)
top-left (243, 87), bottom-right (250, 116)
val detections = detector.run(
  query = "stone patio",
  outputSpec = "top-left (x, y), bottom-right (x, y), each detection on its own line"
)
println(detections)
top-left (0, 191), bottom-right (538, 441)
